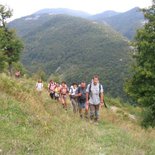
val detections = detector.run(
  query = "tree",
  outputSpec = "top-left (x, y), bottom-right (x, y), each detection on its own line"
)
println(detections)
top-left (0, 4), bottom-right (23, 75)
top-left (125, 1), bottom-right (155, 128)
top-left (0, 4), bottom-right (12, 27)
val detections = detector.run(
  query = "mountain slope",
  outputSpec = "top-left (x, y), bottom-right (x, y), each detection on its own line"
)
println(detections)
top-left (9, 14), bottom-right (131, 98)
top-left (9, 14), bottom-right (56, 37)
top-left (10, 7), bottom-right (145, 40)
top-left (9, 8), bottom-right (90, 36)
top-left (1, 74), bottom-right (155, 155)
top-left (91, 7), bottom-right (144, 40)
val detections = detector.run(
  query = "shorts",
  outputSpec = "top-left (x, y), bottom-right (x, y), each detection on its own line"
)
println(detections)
top-left (55, 93), bottom-right (59, 97)
top-left (78, 102), bottom-right (85, 109)
top-left (61, 94), bottom-right (67, 99)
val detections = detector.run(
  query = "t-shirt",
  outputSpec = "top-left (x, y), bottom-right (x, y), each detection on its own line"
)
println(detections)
top-left (60, 85), bottom-right (68, 95)
top-left (76, 87), bottom-right (86, 103)
top-left (69, 86), bottom-right (77, 96)
top-left (36, 82), bottom-right (43, 91)
top-left (86, 83), bottom-right (104, 105)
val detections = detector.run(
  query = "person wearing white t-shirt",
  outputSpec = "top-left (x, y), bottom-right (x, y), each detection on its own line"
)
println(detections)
top-left (36, 80), bottom-right (43, 94)
top-left (86, 75), bottom-right (104, 124)
top-left (69, 83), bottom-right (78, 113)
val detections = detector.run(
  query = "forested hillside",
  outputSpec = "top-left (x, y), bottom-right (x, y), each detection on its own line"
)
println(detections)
top-left (9, 14), bottom-right (131, 98)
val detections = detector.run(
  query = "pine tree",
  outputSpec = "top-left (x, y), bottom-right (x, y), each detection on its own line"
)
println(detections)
top-left (126, 1), bottom-right (155, 127)
top-left (0, 5), bottom-right (23, 75)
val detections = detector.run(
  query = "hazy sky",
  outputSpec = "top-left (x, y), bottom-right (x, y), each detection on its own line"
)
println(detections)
top-left (0, 0), bottom-right (152, 20)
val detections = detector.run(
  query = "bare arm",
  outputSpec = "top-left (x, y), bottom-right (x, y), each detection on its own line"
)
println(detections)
top-left (100, 92), bottom-right (104, 108)
top-left (86, 92), bottom-right (89, 103)
top-left (100, 92), bottom-right (104, 103)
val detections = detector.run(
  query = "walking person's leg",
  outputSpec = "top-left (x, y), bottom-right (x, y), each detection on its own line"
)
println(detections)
top-left (85, 108), bottom-right (89, 119)
top-left (78, 102), bottom-right (83, 118)
top-left (89, 104), bottom-right (95, 122)
top-left (50, 92), bottom-right (54, 99)
top-left (94, 104), bottom-right (100, 122)
top-left (71, 99), bottom-right (77, 113)
top-left (79, 107), bottom-right (82, 118)
top-left (64, 95), bottom-right (67, 110)
top-left (76, 100), bottom-right (79, 113)
top-left (61, 95), bottom-right (65, 108)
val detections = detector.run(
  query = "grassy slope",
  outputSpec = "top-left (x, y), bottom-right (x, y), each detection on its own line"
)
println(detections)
top-left (0, 74), bottom-right (155, 155)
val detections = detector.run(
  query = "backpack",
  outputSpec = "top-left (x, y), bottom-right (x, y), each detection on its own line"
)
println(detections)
top-left (69, 86), bottom-right (74, 94)
top-left (54, 87), bottom-right (60, 94)
top-left (49, 83), bottom-right (56, 92)
top-left (54, 87), bottom-right (60, 97)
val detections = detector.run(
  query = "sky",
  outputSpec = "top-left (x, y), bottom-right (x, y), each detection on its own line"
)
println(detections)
top-left (0, 0), bottom-right (152, 20)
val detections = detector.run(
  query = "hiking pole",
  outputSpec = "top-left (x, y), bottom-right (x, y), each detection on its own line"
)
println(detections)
top-left (103, 99), bottom-right (108, 108)
top-left (100, 99), bottom-right (107, 109)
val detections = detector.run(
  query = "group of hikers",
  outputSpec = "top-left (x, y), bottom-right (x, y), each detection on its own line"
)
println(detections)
top-left (36, 75), bottom-right (104, 124)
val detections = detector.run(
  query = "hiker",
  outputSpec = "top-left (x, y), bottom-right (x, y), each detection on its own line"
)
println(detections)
top-left (36, 79), bottom-right (43, 94)
top-left (76, 81), bottom-right (88, 119)
top-left (86, 75), bottom-right (104, 124)
top-left (15, 70), bottom-right (21, 78)
top-left (60, 81), bottom-right (69, 110)
top-left (69, 83), bottom-right (78, 113)
top-left (54, 83), bottom-right (61, 101)
top-left (48, 80), bottom-right (56, 99)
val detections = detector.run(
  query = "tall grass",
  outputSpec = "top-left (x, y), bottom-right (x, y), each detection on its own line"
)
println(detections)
top-left (0, 73), bottom-right (155, 155)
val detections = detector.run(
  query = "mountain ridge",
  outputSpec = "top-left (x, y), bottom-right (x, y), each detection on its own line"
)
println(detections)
top-left (91, 7), bottom-right (144, 39)
top-left (9, 7), bottom-right (145, 40)
top-left (90, 10), bottom-right (120, 20)
top-left (33, 8), bottom-right (91, 18)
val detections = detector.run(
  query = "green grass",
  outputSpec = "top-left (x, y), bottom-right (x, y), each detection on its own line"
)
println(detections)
top-left (0, 74), bottom-right (155, 155)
